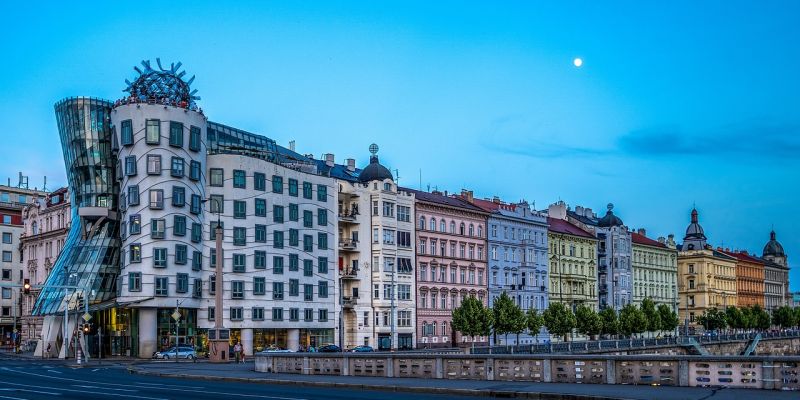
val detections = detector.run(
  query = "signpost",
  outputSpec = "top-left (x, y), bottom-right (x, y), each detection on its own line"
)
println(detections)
top-left (172, 306), bottom-right (181, 363)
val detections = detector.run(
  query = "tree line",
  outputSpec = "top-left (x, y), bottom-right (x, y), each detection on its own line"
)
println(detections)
top-left (697, 304), bottom-right (800, 332)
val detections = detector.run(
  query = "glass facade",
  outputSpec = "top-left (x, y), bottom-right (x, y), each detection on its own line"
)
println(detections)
top-left (33, 97), bottom-right (121, 315)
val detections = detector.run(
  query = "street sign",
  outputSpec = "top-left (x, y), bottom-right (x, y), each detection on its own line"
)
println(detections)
top-left (82, 313), bottom-right (92, 322)
top-left (171, 311), bottom-right (182, 321)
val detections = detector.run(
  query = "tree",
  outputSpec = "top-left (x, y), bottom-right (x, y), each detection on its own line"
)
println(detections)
top-left (641, 298), bottom-right (661, 337)
top-left (657, 304), bottom-right (679, 334)
top-left (619, 304), bottom-right (647, 337)
top-left (509, 304), bottom-right (528, 345)
top-left (526, 308), bottom-right (544, 339)
top-left (451, 296), bottom-right (493, 348)
top-left (740, 306), bottom-right (755, 330)
top-left (751, 304), bottom-right (771, 330)
top-left (772, 306), bottom-right (796, 329)
top-left (491, 292), bottom-right (517, 344)
top-left (725, 306), bottom-right (744, 331)
top-left (542, 302), bottom-right (576, 341)
top-left (794, 307), bottom-right (800, 329)
top-left (697, 308), bottom-right (727, 332)
top-left (575, 304), bottom-right (602, 339)
top-left (599, 306), bottom-right (619, 338)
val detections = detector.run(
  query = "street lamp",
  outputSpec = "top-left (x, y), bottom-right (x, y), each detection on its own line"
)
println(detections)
top-left (201, 197), bottom-right (227, 362)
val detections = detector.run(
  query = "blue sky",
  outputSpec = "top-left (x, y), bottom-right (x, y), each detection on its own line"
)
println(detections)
top-left (1, 1), bottom-right (797, 289)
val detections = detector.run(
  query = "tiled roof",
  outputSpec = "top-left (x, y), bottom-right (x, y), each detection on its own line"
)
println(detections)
top-left (548, 217), bottom-right (595, 239)
top-left (719, 249), bottom-right (765, 265)
top-left (403, 188), bottom-right (487, 213)
top-left (631, 232), bottom-right (668, 249)
top-left (567, 210), bottom-right (598, 226)
top-left (471, 198), bottom-right (517, 213)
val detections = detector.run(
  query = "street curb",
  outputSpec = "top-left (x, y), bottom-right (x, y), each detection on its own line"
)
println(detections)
top-left (127, 367), bottom-right (628, 400)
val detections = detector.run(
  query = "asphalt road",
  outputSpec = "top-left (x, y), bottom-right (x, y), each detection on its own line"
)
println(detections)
top-left (0, 358), bottom-right (460, 400)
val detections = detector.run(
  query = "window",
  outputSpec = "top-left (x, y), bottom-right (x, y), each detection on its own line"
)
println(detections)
top-left (317, 208), bottom-right (327, 226)
top-left (304, 309), bottom-right (314, 322)
top-left (303, 210), bottom-right (313, 228)
top-left (382, 202), bottom-right (394, 217)
top-left (146, 119), bottom-right (160, 144)
top-left (126, 186), bottom-right (139, 207)
top-left (208, 307), bottom-right (215, 321)
top-left (232, 281), bottom-right (244, 299)
top-left (124, 156), bottom-right (137, 176)
top-left (233, 170), bottom-right (246, 188)
top-left (121, 119), bottom-right (133, 145)
top-left (146, 155), bottom-right (162, 175)
top-left (151, 218), bottom-right (166, 239)
top-left (303, 260), bottom-right (313, 277)
top-left (397, 206), bottom-right (410, 222)
top-left (175, 244), bottom-right (187, 264)
top-left (304, 284), bottom-right (313, 301)
top-left (210, 168), bottom-right (224, 187)
top-left (190, 161), bottom-right (201, 181)
top-left (170, 157), bottom-right (184, 177)
top-left (254, 198), bottom-right (266, 217)
top-left (317, 185), bottom-right (327, 202)
top-left (318, 233), bottom-right (328, 250)
top-left (318, 309), bottom-right (328, 322)
top-left (233, 253), bottom-right (246, 272)
top-left (171, 216), bottom-right (187, 238)
top-left (290, 308), bottom-right (299, 321)
top-left (192, 251), bottom-right (202, 270)
top-left (272, 175), bottom-right (283, 193)
top-left (234, 200), bottom-right (246, 219)
top-left (303, 235), bottom-right (313, 252)
top-left (128, 272), bottom-right (141, 292)
top-left (155, 276), bottom-right (168, 296)
top-left (253, 277), bottom-right (266, 295)
top-left (210, 194), bottom-right (224, 214)
top-left (273, 282), bottom-right (284, 300)
top-left (190, 195), bottom-right (201, 215)
top-left (172, 186), bottom-right (185, 207)
top-left (289, 228), bottom-right (299, 247)
top-left (153, 247), bottom-right (167, 267)
top-left (210, 221), bottom-right (224, 240)
top-left (255, 225), bottom-right (266, 243)
top-left (302, 182), bottom-right (312, 199)
top-left (193, 278), bottom-right (202, 298)
top-left (289, 279), bottom-right (299, 296)
top-left (398, 231), bottom-right (411, 248)
top-left (189, 126), bottom-right (201, 151)
top-left (318, 281), bottom-right (328, 298)
top-left (288, 178), bottom-right (298, 196)
top-left (273, 205), bottom-right (284, 223)
top-left (274, 231), bottom-right (284, 248)
top-left (230, 307), bottom-right (243, 321)
top-left (129, 215), bottom-right (141, 235)
top-left (273, 256), bottom-right (284, 274)
top-left (272, 308), bottom-right (284, 321)
top-left (149, 189), bottom-right (164, 209)
top-left (252, 307), bottom-right (265, 321)
top-left (176, 273), bottom-right (188, 293)
top-left (1, 233), bottom-right (9, 244)
top-left (397, 257), bottom-right (412, 274)
top-left (398, 284), bottom-right (411, 300)
top-left (254, 251), bottom-right (266, 269)
top-left (169, 122), bottom-right (183, 147)
top-left (191, 222), bottom-right (202, 243)
top-left (318, 257), bottom-right (328, 274)
top-left (398, 311), bottom-right (411, 327)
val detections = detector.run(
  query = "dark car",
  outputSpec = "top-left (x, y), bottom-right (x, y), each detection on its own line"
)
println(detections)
top-left (318, 344), bottom-right (341, 352)
top-left (350, 345), bottom-right (374, 352)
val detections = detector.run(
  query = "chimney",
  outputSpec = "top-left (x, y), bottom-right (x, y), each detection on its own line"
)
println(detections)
top-left (444, 190), bottom-right (448, 197)
top-left (658, 236), bottom-right (666, 244)
top-left (323, 153), bottom-right (335, 167)
top-left (432, 190), bottom-right (442, 195)
top-left (346, 158), bottom-right (355, 171)
top-left (461, 189), bottom-right (474, 203)
top-left (492, 196), bottom-right (501, 204)
top-left (548, 201), bottom-right (567, 220)
top-left (289, 140), bottom-right (296, 152)
top-left (576, 206), bottom-right (584, 215)
top-left (637, 228), bottom-right (647, 237)
top-left (585, 208), bottom-right (594, 218)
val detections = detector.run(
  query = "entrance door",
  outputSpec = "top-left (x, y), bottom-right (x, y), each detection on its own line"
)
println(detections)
top-left (378, 334), bottom-right (391, 351)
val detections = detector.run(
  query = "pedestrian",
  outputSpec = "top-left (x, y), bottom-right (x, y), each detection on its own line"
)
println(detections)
top-left (46, 343), bottom-right (51, 359)
top-left (234, 342), bottom-right (242, 364)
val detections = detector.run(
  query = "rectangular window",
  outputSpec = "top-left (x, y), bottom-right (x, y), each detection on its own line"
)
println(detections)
top-left (129, 214), bottom-right (141, 235)
top-left (146, 119), bottom-right (160, 144)
top-left (1, 251), bottom-right (10, 263)
top-left (175, 244), bottom-right (187, 265)
top-left (273, 205), bottom-right (284, 223)
top-left (289, 279), bottom-right (299, 296)
top-left (303, 235), bottom-right (313, 252)
top-left (273, 230), bottom-right (284, 248)
top-left (398, 284), bottom-right (411, 300)
top-left (208, 307), bottom-right (215, 321)
top-left (193, 278), bottom-right (202, 298)
top-left (254, 172), bottom-right (266, 191)
top-left (125, 156), bottom-right (137, 176)
top-left (128, 272), bottom-right (141, 292)
top-left (272, 308), bottom-right (283, 321)
top-left (155, 276), bottom-right (168, 296)
top-left (147, 154), bottom-right (162, 175)
top-left (210, 221), bottom-right (223, 241)
top-left (1, 233), bottom-right (10, 244)
top-left (230, 307), bottom-right (243, 321)
top-left (272, 176), bottom-right (283, 193)
top-left (398, 231), bottom-right (411, 247)
top-left (255, 199), bottom-right (266, 217)
top-left (317, 208), bottom-right (327, 226)
top-left (289, 308), bottom-right (299, 321)
top-left (397, 206), bottom-right (410, 222)
top-left (153, 247), bottom-right (167, 267)
top-left (288, 178), bottom-right (298, 196)
top-left (176, 273), bottom-right (188, 293)
top-left (170, 157), bottom-right (184, 177)
top-left (210, 168), bottom-right (224, 187)
top-left (189, 126), bottom-right (201, 151)
top-left (273, 256), bottom-right (284, 274)
top-left (289, 204), bottom-right (298, 221)
top-left (318, 309), bottom-right (328, 322)
top-left (128, 185), bottom-right (140, 206)
top-left (318, 257), bottom-right (328, 274)
top-left (233, 253), bottom-right (246, 272)
top-left (233, 170), bottom-right (246, 188)
top-left (190, 194), bottom-right (201, 215)
top-left (252, 307), bottom-right (265, 321)
top-left (273, 282), bottom-right (284, 300)
top-left (234, 200), bottom-right (246, 219)
top-left (304, 309), bottom-right (313, 322)
top-left (289, 254), bottom-right (299, 271)
top-left (254, 251), bottom-right (266, 269)
top-left (172, 186), bottom-right (185, 207)
top-left (232, 280), bottom-right (244, 299)
top-left (317, 185), bottom-right (327, 202)
top-left (149, 189), bottom-right (164, 209)
top-left (304, 284), bottom-right (313, 301)
top-left (173, 215), bottom-right (186, 236)
top-left (191, 223), bottom-right (202, 243)
top-left (121, 119), bottom-right (133, 145)
top-left (302, 182), bottom-right (312, 199)
top-left (169, 121), bottom-right (183, 147)
top-left (190, 161), bottom-right (201, 181)
top-left (289, 229), bottom-right (299, 246)
top-left (303, 259), bottom-right (313, 277)
top-left (192, 251), bottom-right (202, 270)
top-left (150, 218), bottom-right (166, 239)
top-left (303, 210), bottom-right (313, 228)
top-left (318, 281), bottom-right (328, 298)
top-left (253, 277), bottom-right (266, 295)
top-left (318, 233), bottom-right (328, 250)
top-left (209, 194), bottom-right (224, 214)
top-left (255, 225), bottom-right (266, 243)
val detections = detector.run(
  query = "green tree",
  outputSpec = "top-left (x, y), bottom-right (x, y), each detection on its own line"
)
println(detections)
top-left (598, 306), bottom-right (619, 338)
top-left (575, 304), bottom-right (602, 339)
top-left (491, 292), bottom-right (516, 344)
top-left (542, 302), bottom-right (576, 341)
top-left (619, 304), bottom-right (647, 337)
top-left (509, 304), bottom-right (528, 345)
top-left (772, 306), bottom-right (796, 329)
top-left (794, 307), bottom-right (800, 329)
top-left (751, 304), bottom-right (771, 330)
top-left (657, 304), bottom-right (679, 334)
top-left (740, 306), bottom-right (755, 330)
top-left (526, 308), bottom-right (544, 339)
top-left (452, 296), bottom-right (493, 348)
top-left (725, 306), bottom-right (744, 331)
top-left (641, 298), bottom-right (661, 337)
top-left (697, 308), bottom-right (727, 331)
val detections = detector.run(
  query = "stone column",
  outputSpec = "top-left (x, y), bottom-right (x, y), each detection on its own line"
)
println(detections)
top-left (138, 308), bottom-right (157, 359)
top-left (242, 328), bottom-right (254, 357)
top-left (288, 328), bottom-right (300, 351)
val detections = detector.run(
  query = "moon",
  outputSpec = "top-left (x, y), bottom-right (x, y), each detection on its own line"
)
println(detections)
top-left (573, 58), bottom-right (583, 67)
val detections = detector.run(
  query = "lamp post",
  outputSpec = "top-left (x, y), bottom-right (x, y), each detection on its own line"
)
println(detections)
top-left (202, 197), bottom-right (227, 362)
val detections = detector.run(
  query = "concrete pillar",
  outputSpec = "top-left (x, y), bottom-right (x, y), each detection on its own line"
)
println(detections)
top-left (241, 328), bottom-right (253, 357)
top-left (342, 354), bottom-right (350, 376)
top-left (37, 315), bottom-right (61, 358)
top-left (302, 356), bottom-right (310, 375)
top-left (386, 357), bottom-right (394, 377)
top-left (606, 359), bottom-right (616, 384)
top-left (543, 359), bottom-right (552, 383)
top-left (288, 328), bottom-right (300, 351)
top-left (435, 357), bottom-right (444, 379)
top-left (486, 358), bottom-right (495, 381)
top-left (678, 360), bottom-right (689, 387)
top-left (138, 308), bottom-right (157, 359)
top-left (762, 361), bottom-right (774, 390)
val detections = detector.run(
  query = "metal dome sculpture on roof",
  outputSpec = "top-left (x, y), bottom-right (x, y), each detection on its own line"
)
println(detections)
top-left (358, 143), bottom-right (394, 183)
top-left (597, 203), bottom-right (624, 227)
top-left (123, 59), bottom-right (200, 107)
top-left (762, 230), bottom-right (785, 258)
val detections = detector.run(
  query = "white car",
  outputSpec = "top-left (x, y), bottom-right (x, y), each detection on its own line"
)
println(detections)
top-left (153, 346), bottom-right (196, 360)
top-left (258, 348), bottom-right (295, 354)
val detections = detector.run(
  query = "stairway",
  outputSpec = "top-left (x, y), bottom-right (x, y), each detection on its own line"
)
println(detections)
top-left (741, 333), bottom-right (761, 356)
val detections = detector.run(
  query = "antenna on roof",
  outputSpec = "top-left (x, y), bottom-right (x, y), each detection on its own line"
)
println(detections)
top-left (42, 176), bottom-right (47, 192)
top-left (419, 169), bottom-right (422, 191)
top-left (395, 169), bottom-right (400, 186)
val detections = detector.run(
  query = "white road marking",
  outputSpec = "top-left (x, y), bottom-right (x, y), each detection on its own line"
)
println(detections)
top-left (0, 394), bottom-right (27, 400)
top-left (0, 381), bottom-right (165, 400)
top-left (46, 369), bottom-right (62, 374)
top-left (72, 385), bottom-right (138, 392)
top-left (0, 387), bottom-right (61, 395)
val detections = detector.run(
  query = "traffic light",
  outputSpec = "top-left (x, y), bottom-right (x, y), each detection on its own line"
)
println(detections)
top-left (82, 323), bottom-right (91, 334)
top-left (22, 279), bottom-right (30, 295)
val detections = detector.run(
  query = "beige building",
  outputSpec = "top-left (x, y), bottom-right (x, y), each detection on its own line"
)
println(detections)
top-left (677, 209), bottom-right (737, 330)
top-left (20, 187), bottom-right (70, 343)
top-left (631, 230), bottom-right (678, 311)
top-left (546, 211), bottom-right (599, 312)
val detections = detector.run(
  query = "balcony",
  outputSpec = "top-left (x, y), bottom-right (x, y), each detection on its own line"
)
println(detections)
top-left (338, 208), bottom-right (360, 223)
top-left (340, 266), bottom-right (360, 280)
top-left (342, 296), bottom-right (357, 308)
top-left (338, 239), bottom-right (359, 251)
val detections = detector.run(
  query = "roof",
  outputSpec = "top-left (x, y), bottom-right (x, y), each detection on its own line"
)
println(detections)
top-left (567, 210), bottom-right (598, 226)
top-left (403, 188), bottom-right (487, 213)
top-left (358, 155), bottom-right (393, 183)
top-left (631, 232), bottom-right (668, 249)
top-left (718, 249), bottom-right (765, 265)
top-left (548, 217), bottom-right (596, 239)
top-left (471, 198), bottom-right (516, 213)
top-left (762, 231), bottom-right (785, 258)
top-left (312, 159), bottom-right (361, 182)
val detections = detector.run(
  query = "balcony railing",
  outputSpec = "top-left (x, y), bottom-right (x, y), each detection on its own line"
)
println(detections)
top-left (342, 296), bottom-right (357, 308)
top-left (339, 239), bottom-right (358, 251)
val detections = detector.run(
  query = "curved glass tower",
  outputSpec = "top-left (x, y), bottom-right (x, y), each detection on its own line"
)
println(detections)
top-left (33, 97), bottom-right (121, 315)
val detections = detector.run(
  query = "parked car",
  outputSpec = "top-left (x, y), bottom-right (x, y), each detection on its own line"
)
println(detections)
top-left (318, 344), bottom-right (342, 353)
top-left (350, 345), bottom-right (374, 352)
top-left (153, 346), bottom-right (196, 360)
top-left (258, 347), bottom-right (295, 354)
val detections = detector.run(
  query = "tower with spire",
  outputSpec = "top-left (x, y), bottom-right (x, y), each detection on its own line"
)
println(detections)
top-left (682, 208), bottom-right (707, 251)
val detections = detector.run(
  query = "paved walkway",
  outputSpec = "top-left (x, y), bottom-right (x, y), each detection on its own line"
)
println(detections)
top-left (129, 361), bottom-right (798, 400)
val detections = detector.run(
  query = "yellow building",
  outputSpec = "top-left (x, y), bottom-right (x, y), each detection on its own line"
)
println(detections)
top-left (632, 230), bottom-right (678, 311)
top-left (547, 217), bottom-right (599, 311)
top-left (677, 209), bottom-right (738, 330)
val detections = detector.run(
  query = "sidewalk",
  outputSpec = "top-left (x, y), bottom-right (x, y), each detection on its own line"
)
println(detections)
top-left (128, 361), bottom-right (799, 400)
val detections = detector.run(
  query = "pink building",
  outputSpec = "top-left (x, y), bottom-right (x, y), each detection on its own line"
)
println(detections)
top-left (408, 189), bottom-right (488, 348)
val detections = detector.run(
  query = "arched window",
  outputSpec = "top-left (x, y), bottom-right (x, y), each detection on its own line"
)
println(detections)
top-left (430, 218), bottom-right (436, 231)
top-left (459, 222), bottom-right (465, 235)
top-left (439, 220), bottom-right (446, 232)
top-left (468, 224), bottom-right (474, 237)
top-left (450, 221), bottom-right (455, 233)
top-left (419, 216), bottom-right (426, 230)
top-left (477, 225), bottom-right (483, 238)
top-left (431, 322), bottom-right (437, 337)
top-left (32, 221), bottom-right (38, 235)
top-left (441, 321), bottom-right (447, 336)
